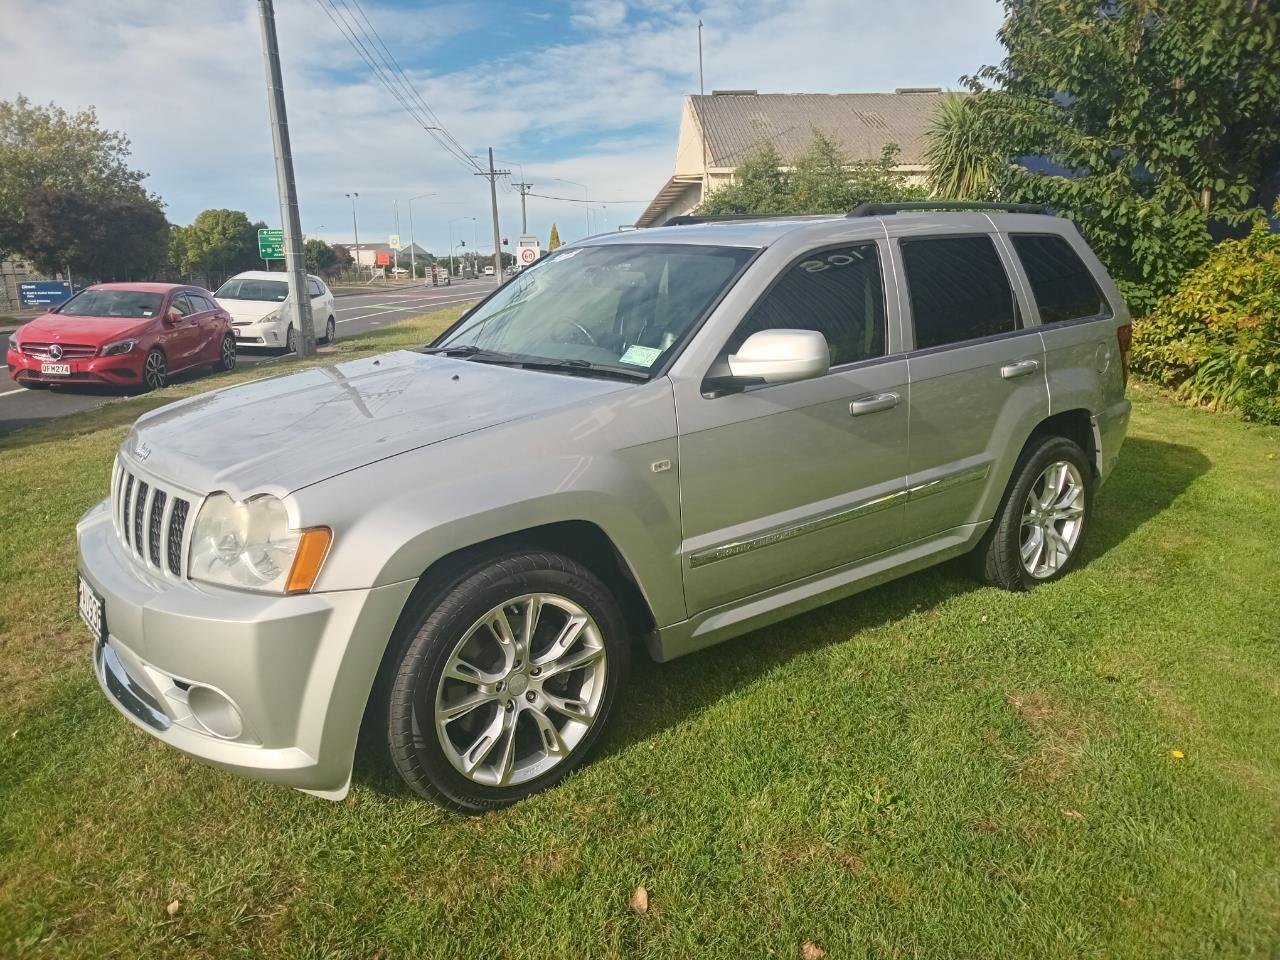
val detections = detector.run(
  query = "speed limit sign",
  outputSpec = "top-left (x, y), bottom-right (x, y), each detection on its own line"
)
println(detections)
top-left (520, 247), bottom-right (537, 265)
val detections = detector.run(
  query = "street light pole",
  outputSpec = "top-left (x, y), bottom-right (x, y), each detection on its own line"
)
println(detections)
top-left (345, 192), bottom-right (361, 280)
top-left (256, 0), bottom-right (314, 356)
top-left (407, 193), bottom-right (434, 282)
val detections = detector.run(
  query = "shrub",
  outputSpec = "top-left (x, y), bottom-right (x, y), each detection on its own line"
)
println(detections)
top-left (1132, 221), bottom-right (1280, 423)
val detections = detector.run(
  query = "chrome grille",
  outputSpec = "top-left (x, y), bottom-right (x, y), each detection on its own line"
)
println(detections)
top-left (111, 456), bottom-right (195, 579)
top-left (21, 341), bottom-right (97, 359)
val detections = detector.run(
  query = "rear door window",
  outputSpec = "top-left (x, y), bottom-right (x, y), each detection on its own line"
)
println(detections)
top-left (1010, 234), bottom-right (1110, 324)
top-left (901, 235), bottom-right (1019, 350)
top-left (726, 242), bottom-right (886, 367)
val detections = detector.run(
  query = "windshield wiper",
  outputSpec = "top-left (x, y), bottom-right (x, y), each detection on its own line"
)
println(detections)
top-left (421, 344), bottom-right (521, 363)
top-left (511, 357), bottom-right (650, 381)
top-left (422, 345), bottom-right (649, 381)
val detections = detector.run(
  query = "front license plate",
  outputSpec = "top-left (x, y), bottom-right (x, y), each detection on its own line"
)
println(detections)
top-left (41, 362), bottom-right (71, 376)
top-left (77, 575), bottom-right (107, 645)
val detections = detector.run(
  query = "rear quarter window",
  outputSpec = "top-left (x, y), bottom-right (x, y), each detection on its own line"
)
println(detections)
top-left (1010, 234), bottom-right (1110, 324)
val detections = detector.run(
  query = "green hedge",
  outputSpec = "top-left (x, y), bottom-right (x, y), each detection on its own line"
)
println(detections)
top-left (1132, 221), bottom-right (1280, 423)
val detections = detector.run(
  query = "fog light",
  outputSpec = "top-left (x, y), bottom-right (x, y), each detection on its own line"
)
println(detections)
top-left (187, 684), bottom-right (245, 740)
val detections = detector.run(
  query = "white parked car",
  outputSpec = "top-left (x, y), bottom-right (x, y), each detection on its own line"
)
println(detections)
top-left (214, 271), bottom-right (336, 352)
top-left (484, 265), bottom-right (495, 277)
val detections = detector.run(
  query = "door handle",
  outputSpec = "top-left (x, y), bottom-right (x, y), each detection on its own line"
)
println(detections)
top-left (1001, 359), bottom-right (1040, 379)
top-left (848, 392), bottom-right (900, 417)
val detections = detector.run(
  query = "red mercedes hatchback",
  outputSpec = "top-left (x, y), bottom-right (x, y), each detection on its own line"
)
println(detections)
top-left (5, 282), bottom-right (236, 391)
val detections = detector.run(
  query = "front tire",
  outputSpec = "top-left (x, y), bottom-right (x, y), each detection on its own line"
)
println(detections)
top-left (142, 348), bottom-right (167, 391)
top-left (972, 434), bottom-right (1093, 591)
top-left (320, 316), bottom-right (336, 344)
top-left (384, 552), bottom-right (629, 813)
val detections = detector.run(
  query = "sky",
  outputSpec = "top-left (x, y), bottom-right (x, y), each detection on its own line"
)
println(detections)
top-left (0, 0), bottom-right (1006, 256)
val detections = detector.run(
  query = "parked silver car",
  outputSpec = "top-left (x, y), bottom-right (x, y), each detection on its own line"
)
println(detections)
top-left (77, 202), bottom-right (1131, 812)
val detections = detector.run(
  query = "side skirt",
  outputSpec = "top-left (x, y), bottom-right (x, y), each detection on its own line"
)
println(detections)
top-left (647, 521), bottom-right (989, 662)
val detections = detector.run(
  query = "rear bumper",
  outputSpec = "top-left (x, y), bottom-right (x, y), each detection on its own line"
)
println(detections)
top-left (78, 499), bottom-right (416, 799)
top-left (1093, 397), bottom-right (1132, 484)
top-left (7, 347), bottom-right (142, 386)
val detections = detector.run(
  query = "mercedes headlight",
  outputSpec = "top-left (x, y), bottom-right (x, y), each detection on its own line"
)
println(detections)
top-left (100, 338), bottom-right (137, 357)
top-left (188, 493), bottom-right (331, 593)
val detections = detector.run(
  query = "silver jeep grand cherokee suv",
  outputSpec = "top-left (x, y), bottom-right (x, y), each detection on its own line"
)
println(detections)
top-left (77, 202), bottom-right (1132, 812)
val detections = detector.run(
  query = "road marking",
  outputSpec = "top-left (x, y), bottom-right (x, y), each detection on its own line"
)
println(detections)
top-left (337, 295), bottom-right (478, 324)
top-left (0, 387), bottom-right (26, 398)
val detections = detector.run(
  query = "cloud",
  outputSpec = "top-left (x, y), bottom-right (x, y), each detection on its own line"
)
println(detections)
top-left (0, 0), bottom-right (1005, 254)
top-left (569, 0), bottom-right (629, 32)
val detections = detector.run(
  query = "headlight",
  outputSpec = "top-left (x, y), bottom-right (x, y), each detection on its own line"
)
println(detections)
top-left (100, 338), bottom-right (137, 357)
top-left (188, 493), bottom-right (331, 594)
top-left (262, 309), bottom-right (281, 324)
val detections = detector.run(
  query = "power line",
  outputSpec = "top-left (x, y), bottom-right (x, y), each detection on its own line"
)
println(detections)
top-left (525, 191), bottom-right (649, 204)
top-left (342, 0), bottom-right (481, 172)
top-left (312, 0), bottom-right (481, 173)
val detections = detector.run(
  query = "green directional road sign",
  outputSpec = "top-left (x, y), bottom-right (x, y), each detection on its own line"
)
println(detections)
top-left (258, 228), bottom-right (284, 260)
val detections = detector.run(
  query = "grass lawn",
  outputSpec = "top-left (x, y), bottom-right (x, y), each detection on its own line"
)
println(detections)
top-left (1, 313), bottom-right (1278, 958)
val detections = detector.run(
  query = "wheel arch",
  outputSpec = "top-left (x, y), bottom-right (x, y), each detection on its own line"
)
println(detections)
top-left (1029, 408), bottom-right (1100, 478)
top-left (357, 519), bottom-right (656, 764)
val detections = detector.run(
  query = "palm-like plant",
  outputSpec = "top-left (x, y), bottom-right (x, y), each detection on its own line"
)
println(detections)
top-left (923, 93), bottom-right (1001, 200)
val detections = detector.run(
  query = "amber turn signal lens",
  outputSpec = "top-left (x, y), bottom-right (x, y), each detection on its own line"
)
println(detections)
top-left (285, 528), bottom-right (332, 593)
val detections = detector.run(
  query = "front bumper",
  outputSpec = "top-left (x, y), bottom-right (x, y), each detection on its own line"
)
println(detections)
top-left (231, 318), bottom-right (288, 347)
top-left (7, 347), bottom-right (142, 386)
top-left (78, 499), bottom-right (415, 799)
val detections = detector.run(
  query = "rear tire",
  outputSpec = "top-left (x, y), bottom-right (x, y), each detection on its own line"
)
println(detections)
top-left (384, 551), bottom-right (629, 814)
top-left (214, 334), bottom-right (236, 372)
top-left (971, 434), bottom-right (1093, 591)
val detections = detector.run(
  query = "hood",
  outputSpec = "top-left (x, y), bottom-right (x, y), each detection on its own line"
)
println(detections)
top-left (15, 312), bottom-right (152, 346)
top-left (125, 350), bottom-right (630, 496)
top-left (217, 298), bottom-right (284, 323)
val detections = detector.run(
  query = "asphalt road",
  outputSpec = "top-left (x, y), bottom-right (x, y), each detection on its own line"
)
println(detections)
top-left (0, 280), bottom-right (487, 435)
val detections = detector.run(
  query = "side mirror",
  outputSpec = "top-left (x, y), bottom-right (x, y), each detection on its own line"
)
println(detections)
top-left (703, 329), bottom-right (830, 395)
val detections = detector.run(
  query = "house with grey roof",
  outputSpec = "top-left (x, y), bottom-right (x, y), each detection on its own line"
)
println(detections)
top-left (636, 88), bottom-right (951, 228)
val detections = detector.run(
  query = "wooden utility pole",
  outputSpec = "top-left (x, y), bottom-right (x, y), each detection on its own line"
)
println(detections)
top-left (475, 148), bottom-right (510, 284)
top-left (256, 0), bottom-right (314, 355)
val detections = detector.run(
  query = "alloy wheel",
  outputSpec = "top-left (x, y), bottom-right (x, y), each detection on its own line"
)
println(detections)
top-left (286, 325), bottom-right (298, 353)
top-left (221, 336), bottom-right (236, 370)
top-left (143, 350), bottom-right (167, 390)
top-left (430, 593), bottom-right (608, 788)
top-left (1020, 460), bottom-right (1085, 578)
top-left (326, 317), bottom-right (336, 343)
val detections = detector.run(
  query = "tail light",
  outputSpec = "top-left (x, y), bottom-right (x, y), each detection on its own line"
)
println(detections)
top-left (1116, 321), bottom-right (1132, 388)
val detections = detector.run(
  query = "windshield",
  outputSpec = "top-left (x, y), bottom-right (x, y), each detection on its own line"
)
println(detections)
top-left (215, 278), bottom-right (288, 302)
top-left (433, 243), bottom-right (755, 374)
top-left (57, 290), bottom-right (164, 319)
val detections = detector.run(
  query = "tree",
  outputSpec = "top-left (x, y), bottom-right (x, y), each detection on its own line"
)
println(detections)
top-left (923, 93), bottom-right (999, 200)
top-left (548, 224), bottom-right (562, 250)
top-left (330, 243), bottom-right (354, 277)
top-left (177, 209), bottom-right (263, 288)
top-left (304, 238), bottom-right (338, 276)
top-left (0, 96), bottom-right (163, 267)
top-left (695, 131), bottom-right (924, 216)
top-left (955, 0), bottom-right (1280, 310)
top-left (23, 185), bottom-right (167, 280)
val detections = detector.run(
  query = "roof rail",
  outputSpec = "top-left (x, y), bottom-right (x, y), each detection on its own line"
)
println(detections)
top-left (663, 213), bottom-right (812, 227)
top-left (847, 201), bottom-right (1049, 218)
